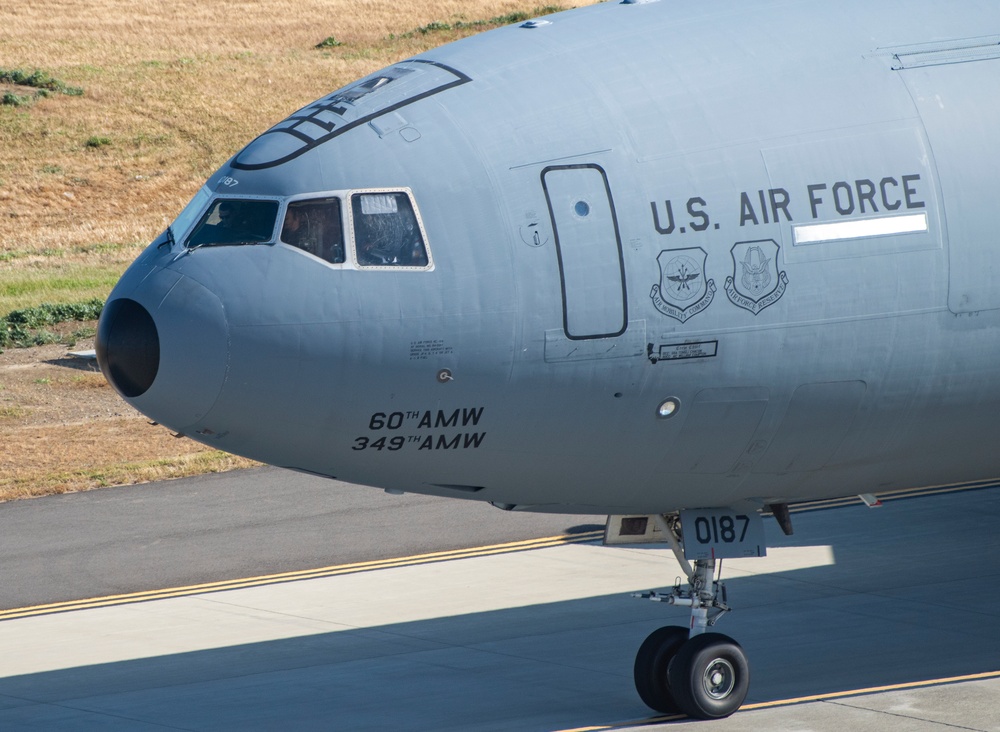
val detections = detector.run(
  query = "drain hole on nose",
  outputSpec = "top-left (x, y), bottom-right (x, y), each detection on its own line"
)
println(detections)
top-left (96, 298), bottom-right (160, 398)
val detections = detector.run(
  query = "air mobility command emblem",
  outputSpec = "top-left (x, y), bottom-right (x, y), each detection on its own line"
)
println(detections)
top-left (725, 239), bottom-right (788, 315)
top-left (650, 247), bottom-right (716, 323)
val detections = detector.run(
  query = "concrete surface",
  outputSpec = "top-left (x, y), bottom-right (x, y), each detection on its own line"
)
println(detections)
top-left (0, 485), bottom-right (999, 729)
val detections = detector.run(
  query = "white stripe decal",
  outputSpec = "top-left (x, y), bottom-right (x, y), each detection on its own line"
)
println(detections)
top-left (793, 212), bottom-right (928, 245)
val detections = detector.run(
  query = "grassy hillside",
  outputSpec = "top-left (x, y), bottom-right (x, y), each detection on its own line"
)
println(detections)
top-left (0, 0), bottom-right (591, 501)
top-left (0, 0), bottom-right (577, 311)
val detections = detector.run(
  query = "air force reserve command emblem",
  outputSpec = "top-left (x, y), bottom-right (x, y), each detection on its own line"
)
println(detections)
top-left (650, 247), bottom-right (716, 323)
top-left (725, 239), bottom-right (788, 315)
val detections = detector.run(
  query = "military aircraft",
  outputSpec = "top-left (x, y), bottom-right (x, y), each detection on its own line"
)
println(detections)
top-left (95, 0), bottom-right (1000, 720)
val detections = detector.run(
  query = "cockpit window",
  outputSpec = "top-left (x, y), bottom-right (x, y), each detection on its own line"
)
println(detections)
top-left (170, 186), bottom-right (212, 243)
top-left (186, 199), bottom-right (278, 248)
top-left (352, 191), bottom-right (429, 267)
top-left (280, 198), bottom-right (345, 264)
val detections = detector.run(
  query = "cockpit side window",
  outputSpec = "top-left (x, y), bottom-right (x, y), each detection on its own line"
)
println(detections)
top-left (280, 198), bottom-right (345, 264)
top-left (351, 191), bottom-right (430, 268)
top-left (186, 198), bottom-right (278, 248)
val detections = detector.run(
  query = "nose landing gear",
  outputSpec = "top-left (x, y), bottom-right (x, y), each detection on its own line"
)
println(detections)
top-left (632, 515), bottom-right (751, 720)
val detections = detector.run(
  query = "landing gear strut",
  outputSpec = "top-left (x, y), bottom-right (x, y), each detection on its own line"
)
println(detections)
top-left (632, 515), bottom-right (750, 719)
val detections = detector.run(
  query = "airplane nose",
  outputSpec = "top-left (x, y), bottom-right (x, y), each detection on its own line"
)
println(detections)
top-left (97, 298), bottom-right (160, 398)
top-left (97, 267), bottom-right (230, 433)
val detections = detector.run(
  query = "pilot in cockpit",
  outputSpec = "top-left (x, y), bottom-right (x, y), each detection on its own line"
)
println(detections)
top-left (281, 200), bottom-right (345, 264)
top-left (280, 206), bottom-right (306, 247)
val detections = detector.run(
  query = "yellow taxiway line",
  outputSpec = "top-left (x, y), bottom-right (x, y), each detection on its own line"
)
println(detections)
top-left (553, 669), bottom-right (1000, 731)
top-left (0, 530), bottom-right (604, 621)
top-left (3, 477), bottom-right (994, 621)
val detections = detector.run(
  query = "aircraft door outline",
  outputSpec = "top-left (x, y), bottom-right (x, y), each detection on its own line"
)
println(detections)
top-left (541, 164), bottom-right (628, 340)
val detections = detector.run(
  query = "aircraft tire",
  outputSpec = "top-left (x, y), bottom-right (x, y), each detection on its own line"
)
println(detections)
top-left (667, 632), bottom-right (749, 720)
top-left (633, 625), bottom-right (688, 713)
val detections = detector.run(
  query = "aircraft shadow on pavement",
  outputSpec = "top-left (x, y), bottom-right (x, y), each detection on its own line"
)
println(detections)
top-left (2, 491), bottom-right (999, 730)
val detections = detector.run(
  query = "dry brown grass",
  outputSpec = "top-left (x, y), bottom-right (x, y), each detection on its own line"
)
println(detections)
top-left (0, 421), bottom-right (259, 500)
top-left (0, 0), bottom-right (578, 263)
top-left (0, 339), bottom-right (260, 501)
top-left (0, 0), bottom-right (593, 499)
top-left (0, 336), bottom-right (265, 496)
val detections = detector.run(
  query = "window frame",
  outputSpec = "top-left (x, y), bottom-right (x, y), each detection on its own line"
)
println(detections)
top-left (180, 188), bottom-right (435, 272)
top-left (277, 194), bottom-right (348, 267)
top-left (347, 187), bottom-right (434, 272)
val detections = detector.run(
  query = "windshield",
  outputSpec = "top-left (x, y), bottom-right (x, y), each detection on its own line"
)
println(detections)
top-left (186, 198), bottom-right (279, 248)
top-left (169, 186), bottom-right (212, 244)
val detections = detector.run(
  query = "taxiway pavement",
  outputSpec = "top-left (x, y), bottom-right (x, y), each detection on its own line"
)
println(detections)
top-left (1, 470), bottom-right (998, 730)
top-left (0, 468), bottom-right (600, 610)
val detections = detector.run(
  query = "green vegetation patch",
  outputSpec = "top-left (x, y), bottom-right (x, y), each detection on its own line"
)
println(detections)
top-left (0, 241), bottom-right (140, 264)
top-left (0, 266), bottom-right (119, 313)
top-left (0, 68), bottom-right (84, 107)
top-left (2, 91), bottom-right (36, 107)
top-left (0, 68), bottom-right (83, 95)
top-left (0, 299), bottom-right (104, 349)
top-left (0, 405), bottom-right (30, 420)
top-left (0, 261), bottom-right (118, 322)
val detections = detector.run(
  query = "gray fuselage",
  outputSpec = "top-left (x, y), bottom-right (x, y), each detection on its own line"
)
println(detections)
top-left (98, 0), bottom-right (1000, 514)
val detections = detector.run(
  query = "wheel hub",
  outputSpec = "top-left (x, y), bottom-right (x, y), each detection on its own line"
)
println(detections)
top-left (704, 658), bottom-right (736, 699)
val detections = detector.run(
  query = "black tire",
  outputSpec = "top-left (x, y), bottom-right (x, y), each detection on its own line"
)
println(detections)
top-left (667, 632), bottom-right (749, 720)
top-left (633, 625), bottom-right (689, 713)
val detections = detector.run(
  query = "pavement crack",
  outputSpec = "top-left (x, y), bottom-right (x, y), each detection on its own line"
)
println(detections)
top-left (824, 700), bottom-right (987, 731)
